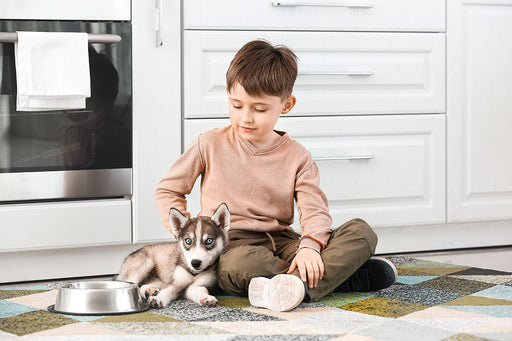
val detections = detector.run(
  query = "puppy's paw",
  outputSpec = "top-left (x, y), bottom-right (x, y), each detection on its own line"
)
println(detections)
top-left (200, 295), bottom-right (218, 307)
top-left (148, 296), bottom-right (166, 308)
top-left (145, 286), bottom-right (160, 299)
top-left (139, 285), bottom-right (160, 300)
top-left (148, 290), bottom-right (177, 309)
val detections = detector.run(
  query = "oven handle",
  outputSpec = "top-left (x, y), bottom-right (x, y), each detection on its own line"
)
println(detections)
top-left (0, 32), bottom-right (122, 44)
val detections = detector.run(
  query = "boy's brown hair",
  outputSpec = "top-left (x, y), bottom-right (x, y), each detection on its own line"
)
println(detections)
top-left (226, 40), bottom-right (298, 100)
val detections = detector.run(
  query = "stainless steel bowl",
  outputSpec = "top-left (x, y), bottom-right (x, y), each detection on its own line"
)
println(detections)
top-left (49, 280), bottom-right (147, 315)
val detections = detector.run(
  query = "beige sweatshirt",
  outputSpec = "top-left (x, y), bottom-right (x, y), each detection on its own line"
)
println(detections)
top-left (155, 125), bottom-right (332, 252)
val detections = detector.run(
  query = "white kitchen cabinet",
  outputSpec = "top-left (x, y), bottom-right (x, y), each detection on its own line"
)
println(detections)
top-left (184, 0), bottom-right (445, 32)
top-left (184, 31), bottom-right (445, 119)
top-left (131, 0), bottom-right (181, 242)
top-left (182, 0), bottom-right (451, 253)
top-left (447, 0), bottom-right (512, 223)
top-left (185, 115), bottom-right (446, 228)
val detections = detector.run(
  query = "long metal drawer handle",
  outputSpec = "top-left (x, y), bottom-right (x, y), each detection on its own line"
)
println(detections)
top-left (0, 32), bottom-right (122, 44)
top-left (299, 71), bottom-right (374, 76)
top-left (155, 0), bottom-right (163, 47)
top-left (272, 2), bottom-right (374, 8)
top-left (314, 155), bottom-right (375, 161)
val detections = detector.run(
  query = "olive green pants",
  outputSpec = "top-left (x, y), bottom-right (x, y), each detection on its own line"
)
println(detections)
top-left (217, 218), bottom-right (377, 301)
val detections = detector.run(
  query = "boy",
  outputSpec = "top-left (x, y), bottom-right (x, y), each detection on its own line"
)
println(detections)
top-left (155, 40), bottom-right (397, 312)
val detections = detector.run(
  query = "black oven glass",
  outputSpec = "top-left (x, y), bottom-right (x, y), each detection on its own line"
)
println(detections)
top-left (0, 21), bottom-right (132, 173)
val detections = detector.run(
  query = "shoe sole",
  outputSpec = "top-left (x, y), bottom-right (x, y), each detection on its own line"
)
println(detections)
top-left (248, 274), bottom-right (305, 312)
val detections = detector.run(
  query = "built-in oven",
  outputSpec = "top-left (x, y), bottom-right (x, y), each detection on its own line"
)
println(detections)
top-left (0, 2), bottom-right (132, 202)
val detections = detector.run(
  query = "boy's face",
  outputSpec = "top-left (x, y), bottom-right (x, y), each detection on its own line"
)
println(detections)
top-left (227, 83), bottom-right (296, 149)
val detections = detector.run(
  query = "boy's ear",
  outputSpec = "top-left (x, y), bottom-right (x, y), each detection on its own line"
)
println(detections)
top-left (281, 95), bottom-right (296, 115)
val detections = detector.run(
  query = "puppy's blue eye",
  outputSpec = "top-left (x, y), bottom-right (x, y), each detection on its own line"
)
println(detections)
top-left (185, 238), bottom-right (192, 245)
top-left (205, 238), bottom-right (214, 245)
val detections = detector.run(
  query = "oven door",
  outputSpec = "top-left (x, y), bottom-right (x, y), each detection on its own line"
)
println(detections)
top-left (0, 20), bottom-right (132, 201)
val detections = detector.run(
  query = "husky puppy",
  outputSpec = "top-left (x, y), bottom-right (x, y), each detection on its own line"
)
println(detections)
top-left (116, 203), bottom-right (230, 308)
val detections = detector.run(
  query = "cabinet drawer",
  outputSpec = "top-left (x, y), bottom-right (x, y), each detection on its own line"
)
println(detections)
top-left (184, 31), bottom-right (445, 119)
top-left (184, 0), bottom-right (445, 32)
top-left (0, 199), bottom-right (131, 252)
top-left (184, 114), bottom-right (445, 228)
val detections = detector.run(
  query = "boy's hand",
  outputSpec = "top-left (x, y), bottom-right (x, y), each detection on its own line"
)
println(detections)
top-left (287, 248), bottom-right (324, 289)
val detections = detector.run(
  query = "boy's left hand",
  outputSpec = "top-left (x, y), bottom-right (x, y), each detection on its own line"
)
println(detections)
top-left (287, 248), bottom-right (324, 289)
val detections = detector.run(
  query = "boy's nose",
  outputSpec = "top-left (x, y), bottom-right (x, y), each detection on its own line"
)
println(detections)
top-left (241, 109), bottom-right (253, 123)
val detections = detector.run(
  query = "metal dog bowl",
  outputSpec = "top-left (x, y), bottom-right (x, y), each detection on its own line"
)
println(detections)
top-left (48, 280), bottom-right (148, 315)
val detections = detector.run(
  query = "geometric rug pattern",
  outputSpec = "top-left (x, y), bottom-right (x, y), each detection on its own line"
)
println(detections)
top-left (1, 257), bottom-right (511, 340)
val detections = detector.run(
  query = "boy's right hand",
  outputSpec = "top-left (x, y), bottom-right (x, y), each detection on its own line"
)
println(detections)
top-left (287, 248), bottom-right (324, 289)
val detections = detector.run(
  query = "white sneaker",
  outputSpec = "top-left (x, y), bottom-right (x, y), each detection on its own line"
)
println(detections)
top-left (248, 274), bottom-right (305, 312)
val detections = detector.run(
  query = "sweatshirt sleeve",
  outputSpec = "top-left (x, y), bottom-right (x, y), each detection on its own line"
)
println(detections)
top-left (155, 135), bottom-right (205, 233)
top-left (294, 161), bottom-right (333, 253)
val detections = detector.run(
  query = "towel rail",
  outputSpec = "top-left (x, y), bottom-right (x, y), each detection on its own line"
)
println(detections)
top-left (0, 32), bottom-right (122, 44)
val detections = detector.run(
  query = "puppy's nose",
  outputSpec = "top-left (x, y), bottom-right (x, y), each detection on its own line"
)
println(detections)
top-left (191, 259), bottom-right (202, 269)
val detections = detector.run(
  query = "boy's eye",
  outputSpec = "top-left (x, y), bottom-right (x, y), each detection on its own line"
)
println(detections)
top-left (232, 104), bottom-right (242, 109)
top-left (255, 108), bottom-right (267, 113)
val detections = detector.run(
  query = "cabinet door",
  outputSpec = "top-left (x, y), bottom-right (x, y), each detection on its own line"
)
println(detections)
top-left (280, 115), bottom-right (446, 228)
top-left (183, 31), bottom-right (445, 119)
top-left (447, 0), bottom-right (512, 221)
top-left (184, 115), bottom-right (446, 228)
top-left (131, 0), bottom-right (181, 242)
top-left (184, 0), bottom-right (445, 32)
top-left (0, 199), bottom-right (131, 252)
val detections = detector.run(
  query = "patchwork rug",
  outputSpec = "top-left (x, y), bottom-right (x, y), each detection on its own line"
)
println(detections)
top-left (1, 257), bottom-right (511, 340)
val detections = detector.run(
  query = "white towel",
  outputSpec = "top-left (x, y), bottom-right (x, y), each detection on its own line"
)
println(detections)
top-left (15, 31), bottom-right (91, 111)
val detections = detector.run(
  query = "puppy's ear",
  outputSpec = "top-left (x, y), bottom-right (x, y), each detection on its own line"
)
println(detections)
top-left (211, 203), bottom-right (230, 231)
top-left (168, 208), bottom-right (189, 236)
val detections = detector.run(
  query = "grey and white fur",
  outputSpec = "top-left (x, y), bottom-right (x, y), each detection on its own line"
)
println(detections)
top-left (116, 203), bottom-right (230, 308)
